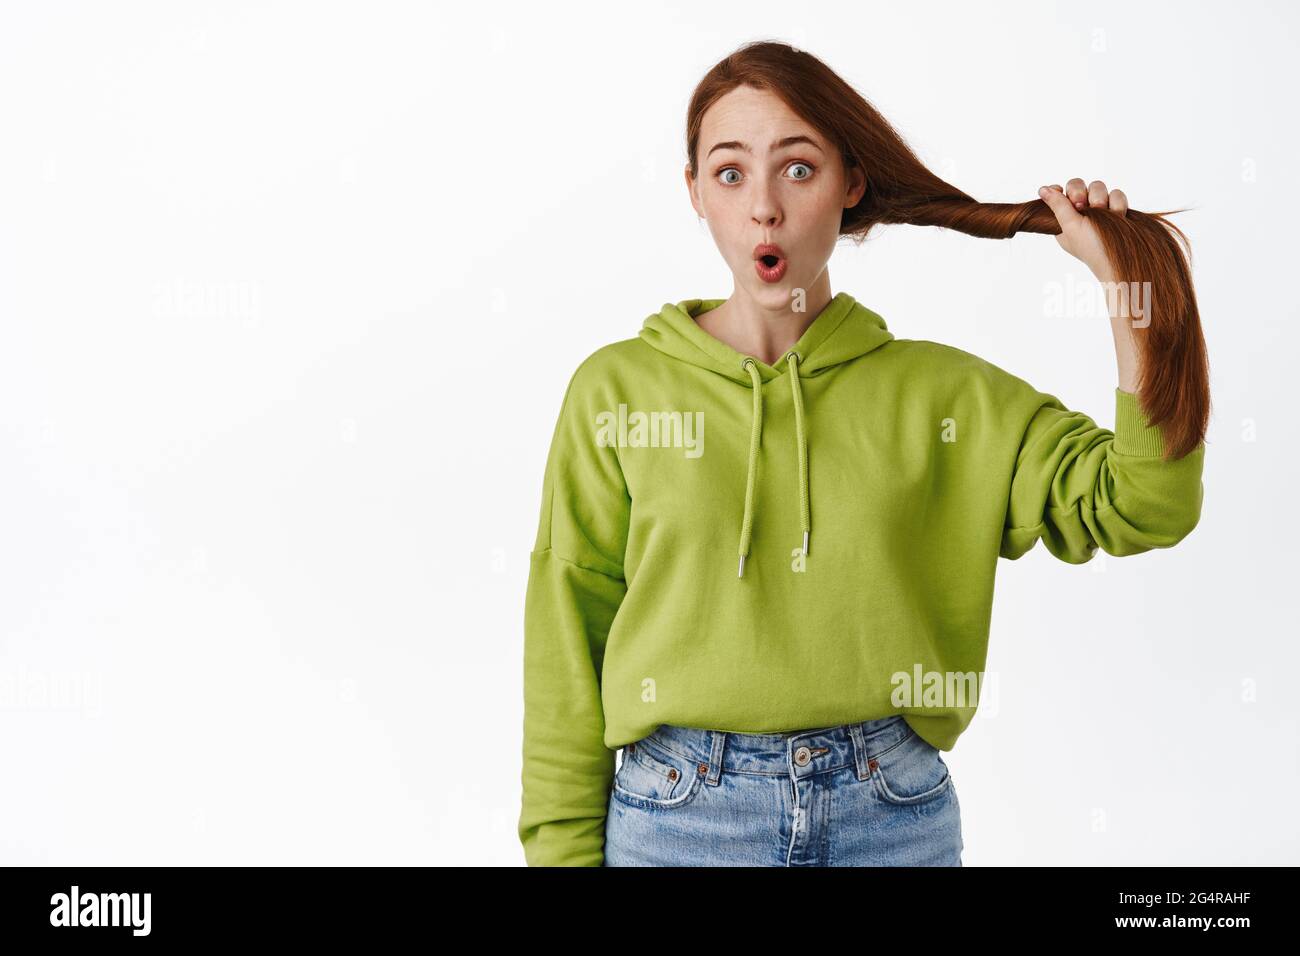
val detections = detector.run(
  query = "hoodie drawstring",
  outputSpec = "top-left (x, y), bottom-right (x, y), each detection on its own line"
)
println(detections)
top-left (788, 351), bottom-right (810, 559)
top-left (737, 350), bottom-right (810, 578)
top-left (738, 358), bottom-right (763, 578)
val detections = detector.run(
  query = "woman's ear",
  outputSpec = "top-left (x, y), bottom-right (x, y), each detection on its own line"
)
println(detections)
top-left (844, 162), bottom-right (867, 209)
top-left (685, 164), bottom-right (705, 219)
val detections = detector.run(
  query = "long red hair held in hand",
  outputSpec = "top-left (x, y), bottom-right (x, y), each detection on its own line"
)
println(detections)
top-left (686, 40), bottom-right (1210, 461)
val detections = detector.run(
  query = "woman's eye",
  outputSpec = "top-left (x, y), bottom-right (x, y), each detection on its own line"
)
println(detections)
top-left (716, 163), bottom-right (812, 186)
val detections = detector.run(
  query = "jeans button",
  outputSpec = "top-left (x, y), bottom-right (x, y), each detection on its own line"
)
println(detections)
top-left (794, 746), bottom-right (811, 766)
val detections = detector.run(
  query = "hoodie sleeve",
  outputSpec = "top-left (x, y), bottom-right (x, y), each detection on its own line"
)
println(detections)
top-left (518, 357), bottom-right (630, 866)
top-left (1000, 386), bottom-right (1205, 563)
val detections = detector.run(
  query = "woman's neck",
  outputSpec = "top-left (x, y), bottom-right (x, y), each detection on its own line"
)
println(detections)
top-left (695, 280), bottom-right (835, 366)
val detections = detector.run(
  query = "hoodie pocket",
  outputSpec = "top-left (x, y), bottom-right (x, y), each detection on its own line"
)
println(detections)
top-left (869, 729), bottom-right (953, 806)
top-left (612, 735), bottom-right (703, 811)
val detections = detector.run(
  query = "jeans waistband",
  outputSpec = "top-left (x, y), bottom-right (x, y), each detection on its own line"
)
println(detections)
top-left (636, 715), bottom-right (915, 784)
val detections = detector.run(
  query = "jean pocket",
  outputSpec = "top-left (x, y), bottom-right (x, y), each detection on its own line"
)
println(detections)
top-left (869, 729), bottom-right (953, 806)
top-left (612, 735), bottom-right (704, 811)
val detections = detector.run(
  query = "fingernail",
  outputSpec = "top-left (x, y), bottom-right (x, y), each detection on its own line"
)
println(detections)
top-left (1038, 186), bottom-right (1049, 196)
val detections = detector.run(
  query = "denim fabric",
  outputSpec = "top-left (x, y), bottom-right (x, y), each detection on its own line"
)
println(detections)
top-left (604, 714), bottom-right (963, 866)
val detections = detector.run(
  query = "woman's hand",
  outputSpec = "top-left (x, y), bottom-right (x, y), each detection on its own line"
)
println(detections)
top-left (1038, 178), bottom-right (1127, 283)
top-left (1039, 178), bottom-right (1141, 391)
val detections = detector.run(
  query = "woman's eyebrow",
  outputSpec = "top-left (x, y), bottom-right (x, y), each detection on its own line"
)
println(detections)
top-left (706, 134), bottom-right (824, 157)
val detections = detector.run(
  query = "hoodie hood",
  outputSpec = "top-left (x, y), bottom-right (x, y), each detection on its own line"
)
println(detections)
top-left (638, 292), bottom-right (894, 579)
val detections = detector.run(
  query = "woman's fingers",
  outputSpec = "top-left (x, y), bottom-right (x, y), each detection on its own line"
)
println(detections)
top-left (1050, 177), bottom-right (1128, 216)
top-left (1039, 183), bottom-right (1082, 231)
top-left (1066, 177), bottom-right (1089, 208)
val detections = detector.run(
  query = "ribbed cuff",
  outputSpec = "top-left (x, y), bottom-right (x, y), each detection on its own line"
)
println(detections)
top-left (1113, 387), bottom-right (1166, 457)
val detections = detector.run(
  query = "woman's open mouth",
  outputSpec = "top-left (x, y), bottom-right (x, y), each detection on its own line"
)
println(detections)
top-left (753, 243), bottom-right (788, 283)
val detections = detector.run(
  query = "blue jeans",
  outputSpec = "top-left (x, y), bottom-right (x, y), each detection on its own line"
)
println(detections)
top-left (603, 714), bottom-right (963, 866)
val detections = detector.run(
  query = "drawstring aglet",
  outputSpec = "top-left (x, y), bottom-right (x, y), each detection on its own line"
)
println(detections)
top-left (738, 553), bottom-right (746, 578)
top-left (802, 530), bottom-right (809, 557)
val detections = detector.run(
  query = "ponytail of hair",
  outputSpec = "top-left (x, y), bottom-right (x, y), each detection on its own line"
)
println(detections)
top-left (687, 40), bottom-right (1209, 460)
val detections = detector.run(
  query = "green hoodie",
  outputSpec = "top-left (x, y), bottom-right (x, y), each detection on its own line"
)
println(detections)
top-left (518, 291), bottom-right (1205, 866)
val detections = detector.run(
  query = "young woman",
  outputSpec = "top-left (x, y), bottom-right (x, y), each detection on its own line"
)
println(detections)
top-left (518, 41), bottom-right (1209, 867)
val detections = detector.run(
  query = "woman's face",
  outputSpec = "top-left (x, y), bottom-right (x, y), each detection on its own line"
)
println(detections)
top-left (687, 84), bottom-right (865, 308)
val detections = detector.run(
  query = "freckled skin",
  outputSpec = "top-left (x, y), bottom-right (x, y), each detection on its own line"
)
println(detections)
top-left (684, 85), bottom-right (866, 366)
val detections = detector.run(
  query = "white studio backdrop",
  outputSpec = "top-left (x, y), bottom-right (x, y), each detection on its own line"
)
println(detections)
top-left (0, 0), bottom-right (1295, 865)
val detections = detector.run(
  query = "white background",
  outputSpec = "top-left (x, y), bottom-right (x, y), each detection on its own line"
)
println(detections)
top-left (1, 0), bottom-right (1295, 865)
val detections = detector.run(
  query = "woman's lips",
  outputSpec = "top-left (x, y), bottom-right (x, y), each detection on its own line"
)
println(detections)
top-left (753, 243), bottom-right (788, 283)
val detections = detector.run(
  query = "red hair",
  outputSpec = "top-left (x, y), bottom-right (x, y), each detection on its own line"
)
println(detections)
top-left (686, 40), bottom-right (1210, 460)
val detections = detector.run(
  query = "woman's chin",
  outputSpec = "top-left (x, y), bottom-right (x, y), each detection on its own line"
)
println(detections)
top-left (744, 275), bottom-right (801, 306)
